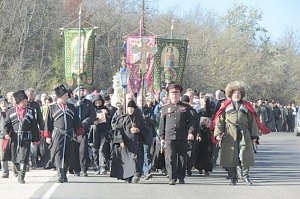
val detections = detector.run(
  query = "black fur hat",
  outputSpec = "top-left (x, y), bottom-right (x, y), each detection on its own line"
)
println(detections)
top-left (13, 90), bottom-right (28, 104)
top-left (54, 84), bottom-right (68, 97)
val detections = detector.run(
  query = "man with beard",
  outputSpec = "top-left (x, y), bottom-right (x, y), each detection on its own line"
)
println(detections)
top-left (43, 85), bottom-right (84, 183)
top-left (110, 100), bottom-right (149, 183)
top-left (213, 81), bottom-right (269, 186)
top-left (3, 90), bottom-right (40, 183)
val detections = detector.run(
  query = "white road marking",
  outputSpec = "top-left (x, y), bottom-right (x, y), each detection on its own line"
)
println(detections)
top-left (42, 182), bottom-right (60, 199)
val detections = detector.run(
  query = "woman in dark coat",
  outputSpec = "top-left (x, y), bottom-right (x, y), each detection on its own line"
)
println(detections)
top-left (194, 96), bottom-right (213, 175)
top-left (110, 100), bottom-right (149, 183)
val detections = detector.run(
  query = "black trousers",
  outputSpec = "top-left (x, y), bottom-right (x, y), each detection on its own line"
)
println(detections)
top-left (92, 136), bottom-right (110, 170)
top-left (11, 140), bottom-right (31, 164)
top-left (186, 140), bottom-right (195, 172)
top-left (71, 135), bottom-right (89, 172)
top-left (165, 140), bottom-right (187, 181)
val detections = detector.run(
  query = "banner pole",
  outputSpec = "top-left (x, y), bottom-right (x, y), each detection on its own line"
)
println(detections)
top-left (171, 19), bottom-right (174, 39)
top-left (77, 4), bottom-right (82, 103)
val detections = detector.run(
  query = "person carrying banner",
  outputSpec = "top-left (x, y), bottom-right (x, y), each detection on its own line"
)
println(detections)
top-left (43, 85), bottom-right (84, 183)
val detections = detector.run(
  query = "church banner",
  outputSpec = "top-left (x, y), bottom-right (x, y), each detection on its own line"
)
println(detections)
top-left (153, 38), bottom-right (188, 93)
top-left (126, 36), bottom-right (156, 94)
top-left (64, 28), bottom-right (95, 86)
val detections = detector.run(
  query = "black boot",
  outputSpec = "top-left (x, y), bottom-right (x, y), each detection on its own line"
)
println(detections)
top-left (18, 163), bottom-right (27, 184)
top-left (57, 168), bottom-right (64, 183)
top-left (31, 161), bottom-right (37, 170)
top-left (63, 168), bottom-right (68, 182)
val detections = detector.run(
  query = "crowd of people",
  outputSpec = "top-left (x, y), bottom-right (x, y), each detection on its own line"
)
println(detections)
top-left (0, 81), bottom-right (297, 185)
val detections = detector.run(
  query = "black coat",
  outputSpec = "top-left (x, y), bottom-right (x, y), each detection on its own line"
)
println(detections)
top-left (0, 111), bottom-right (10, 161)
top-left (110, 112), bottom-right (148, 179)
top-left (3, 107), bottom-right (40, 163)
top-left (159, 101), bottom-right (195, 141)
top-left (77, 98), bottom-right (96, 132)
top-left (44, 103), bottom-right (83, 168)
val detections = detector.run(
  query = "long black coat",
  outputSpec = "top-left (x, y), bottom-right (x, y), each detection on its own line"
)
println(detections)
top-left (3, 107), bottom-right (40, 164)
top-left (44, 103), bottom-right (83, 168)
top-left (110, 112), bottom-right (149, 179)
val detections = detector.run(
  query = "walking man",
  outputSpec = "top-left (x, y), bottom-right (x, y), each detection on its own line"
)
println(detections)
top-left (159, 84), bottom-right (195, 185)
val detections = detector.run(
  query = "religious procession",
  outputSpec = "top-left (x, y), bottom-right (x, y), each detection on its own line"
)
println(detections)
top-left (0, 1), bottom-right (299, 190)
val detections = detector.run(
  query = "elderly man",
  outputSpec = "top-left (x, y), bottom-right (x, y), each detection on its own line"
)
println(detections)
top-left (213, 81), bottom-right (269, 186)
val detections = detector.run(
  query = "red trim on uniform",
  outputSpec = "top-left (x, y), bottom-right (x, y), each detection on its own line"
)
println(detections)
top-left (211, 99), bottom-right (270, 135)
top-left (43, 131), bottom-right (52, 138)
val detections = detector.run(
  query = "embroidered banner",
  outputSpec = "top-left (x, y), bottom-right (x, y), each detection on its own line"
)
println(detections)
top-left (64, 28), bottom-right (95, 86)
top-left (126, 36), bottom-right (156, 94)
top-left (153, 38), bottom-right (188, 93)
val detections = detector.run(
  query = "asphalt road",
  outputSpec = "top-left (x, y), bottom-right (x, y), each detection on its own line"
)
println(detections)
top-left (1, 132), bottom-right (300, 199)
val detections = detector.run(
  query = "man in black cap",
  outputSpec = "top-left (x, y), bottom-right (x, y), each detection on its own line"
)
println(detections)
top-left (3, 90), bottom-right (40, 184)
top-left (43, 84), bottom-right (84, 183)
top-left (159, 84), bottom-right (195, 185)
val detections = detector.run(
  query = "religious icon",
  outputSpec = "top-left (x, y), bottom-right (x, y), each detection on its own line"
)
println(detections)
top-left (161, 46), bottom-right (179, 84)
top-left (97, 110), bottom-right (106, 123)
top-left (164, 46), bottom-right (176, 68)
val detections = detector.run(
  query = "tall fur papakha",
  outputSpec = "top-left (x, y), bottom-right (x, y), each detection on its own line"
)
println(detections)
top-left (225, 81), bottom-right (246, 99)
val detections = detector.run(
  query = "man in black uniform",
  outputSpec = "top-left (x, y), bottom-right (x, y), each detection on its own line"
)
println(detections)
top-left (44, 85), bottom-right (84, 183)
top-left (3, 90), bottom-right (40, 184)
top-left (159, 84), bottom-right (195, 185)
